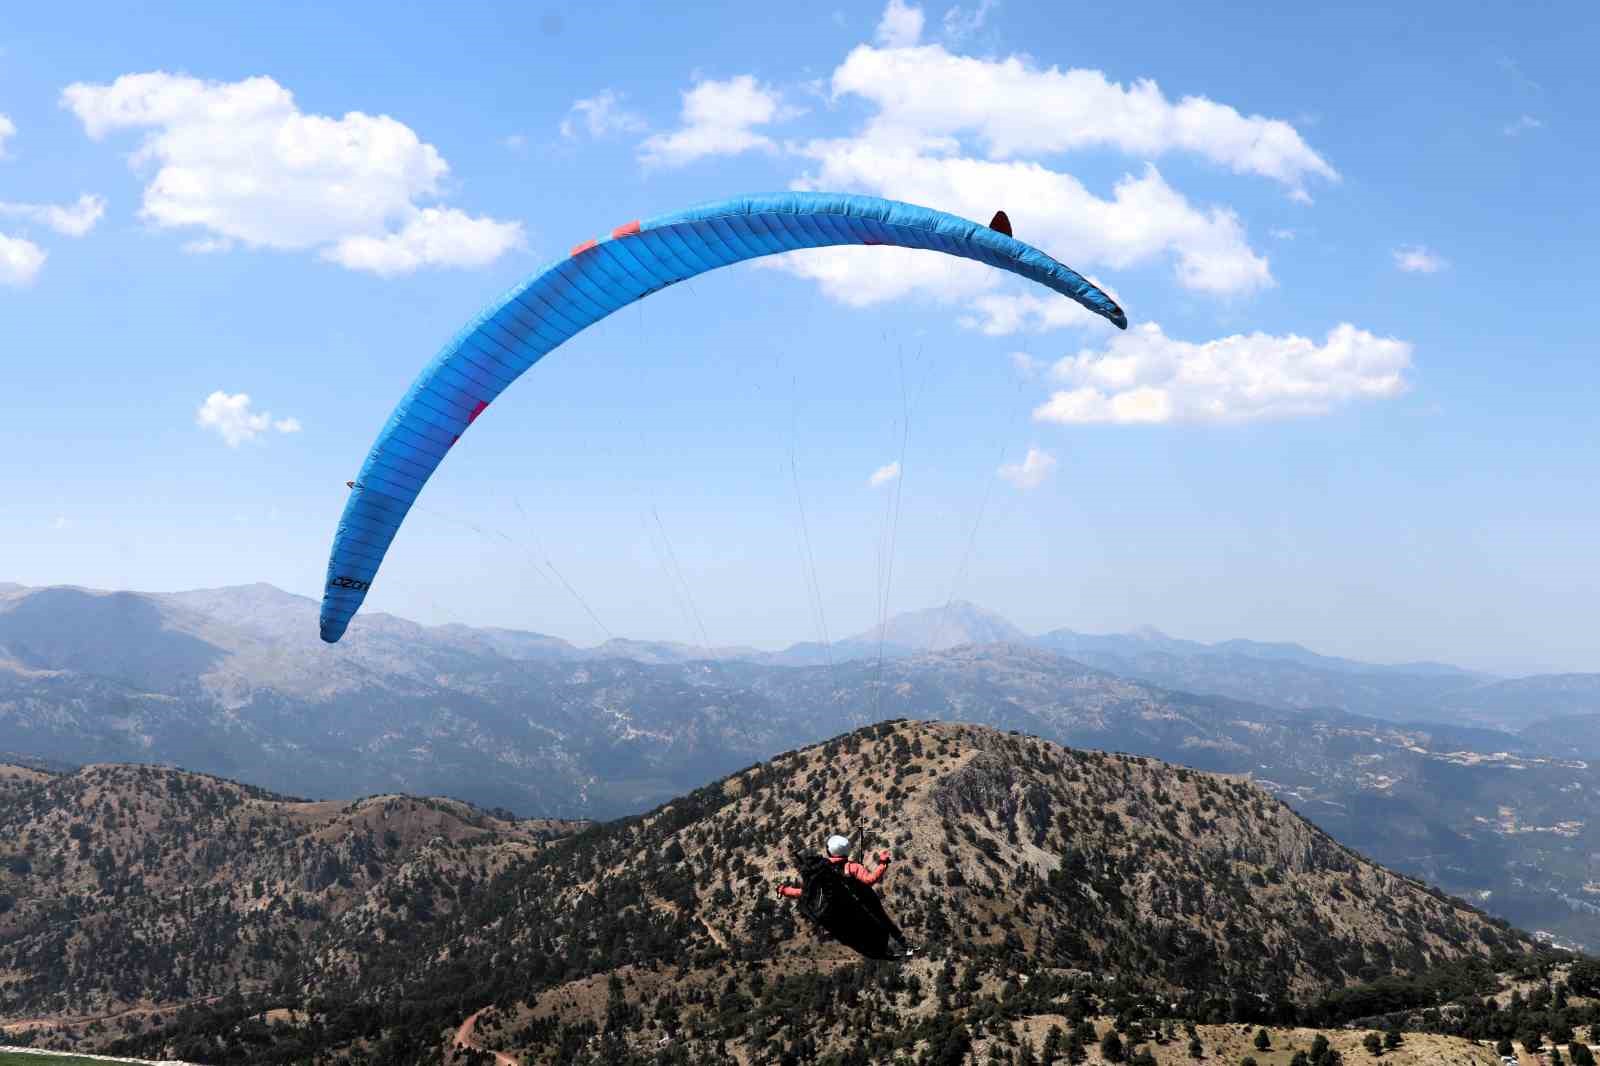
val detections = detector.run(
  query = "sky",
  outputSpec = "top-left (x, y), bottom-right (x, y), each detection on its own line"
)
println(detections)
top-left (2, 0), bottom-right (1596, 675)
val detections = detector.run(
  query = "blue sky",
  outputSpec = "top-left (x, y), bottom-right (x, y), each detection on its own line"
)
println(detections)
top-left (2, 1), bottom-right (1595, 673)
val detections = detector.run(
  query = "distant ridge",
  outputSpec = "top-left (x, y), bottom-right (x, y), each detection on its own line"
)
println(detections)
top-left (0, 578), bottom-right (1507, 679)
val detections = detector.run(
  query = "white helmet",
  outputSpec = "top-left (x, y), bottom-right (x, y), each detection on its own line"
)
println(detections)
top-left (826, 834), bottom-right (851, 858)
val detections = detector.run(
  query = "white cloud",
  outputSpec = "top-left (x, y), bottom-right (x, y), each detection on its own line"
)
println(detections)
top-left (639, 76), bottom-right (793, 168)
top-left (323, 206), bottom-right (523, 276)
top-left (1269, 227), bottom-right (1296, 240)
top-left (561, 89), bottom-right (647, 140)
top-left (877, 0), bottom-right (925, 46)
top-left (502, 133), bottom-right (528, 153)
top-left (781, 150), bottom-right (1271, 305)
top-left (752, 13), bottom-right (1318, 323)
top-left (0, 194), bottom-right (107, 237)
top-left (1034, 322), bottom-right (1411, 425)
top-left (869, 460), bottom-right (902, 487)
top-left (1393, 245), bottom-right (1447, 274)
top-left (62, 72), bottom-right (521, 274)
top-left (998, 447), bottom-right (1055, 489)
top-left (196, 391), bottom-right (303, 447)
top-left (52, 516), bottom-right (70, 530)
top-left (0, 118), bottom-right (100, 283)
top-left (829, 37), bottom-right (1336, 197)
top-left (0, 232), bottom-right (46, 285)
top-left (1502, 114), bottom-right (1543, 136)
top-left (942, 0), bottom-right (997, 40)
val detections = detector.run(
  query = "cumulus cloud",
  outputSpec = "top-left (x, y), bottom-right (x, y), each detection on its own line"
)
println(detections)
top-left (61, 72), bottom-right (522, 274)
top-left (751, 5), bottom-right (1321, 322)
top-left (877, 0), bottom-right (925, 46)
top-left (0, 194), bottom-right (107, 237)
top-left (1033, 322), bottom-right (1411, 425)
top-left (998, 447), bottom-right (1055, 489)
top-left (0, 119), bottom-right (102, 284)
top-left (869, 460), bottom-right (902, 487)
top-left (196, 391), bottom-right (303, 447)
top-left (561, 89), bottom-right (647, 140)
top-left (639, 75), bottom-right (794, 168)
top-left (829, 31), bottom-right (1336, 196)
top-left (323, 207), bottom-right (522, 276)
top-left (0, 232), bottom-right (47, 285)
top-left (1393, 245), bottom-right (1447, 274)
top-left (780, 151), bottom-right (1270, 304)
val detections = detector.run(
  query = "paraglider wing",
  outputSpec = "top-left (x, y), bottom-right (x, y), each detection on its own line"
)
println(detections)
top-left (319, 192), bottom-right (1127, 643)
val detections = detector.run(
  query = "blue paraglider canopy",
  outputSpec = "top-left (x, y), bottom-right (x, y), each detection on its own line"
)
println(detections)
top-left (319, 192), bottom-right (1127, 643)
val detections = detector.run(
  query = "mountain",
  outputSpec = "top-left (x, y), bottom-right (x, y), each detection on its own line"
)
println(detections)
top-left (0, 582), bottom-right (1519, 818)
top-left (0, 758), bottom-right (582, 1055)
top-left (80, 721), bottom-right (1533, 1065)
top-left (849, 599), bottom-right (1030, 651)
top-left (1522, 712), bottom-right (1600, 757)
top-left (5, 580), bottom-right (1600, 947)
top-left (1455, 674), bottom-right (1600, 730)
top-left (760, 601), bottom-right (1031, 666)
top-left (1031, 626), bottom-right (1495, 724)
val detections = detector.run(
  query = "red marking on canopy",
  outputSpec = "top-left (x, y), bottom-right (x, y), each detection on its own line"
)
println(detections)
top-left (570, 238), bottom-right (598, 256)
top-left (611, 220), bottom-right (641, 239)
top-left (467, 399), bottom-right (489, 425)
top-left (862, 238), bottom-right (883, 246)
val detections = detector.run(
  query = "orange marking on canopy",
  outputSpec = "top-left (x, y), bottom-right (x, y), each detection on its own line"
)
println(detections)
top-left (611, 220), bottom-right (641, 239)
top-left (570, 238), bottom-right (598, 256)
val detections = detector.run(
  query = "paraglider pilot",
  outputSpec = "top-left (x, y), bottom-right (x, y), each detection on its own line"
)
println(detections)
top-left (776, 835), bottom-right (913, 959)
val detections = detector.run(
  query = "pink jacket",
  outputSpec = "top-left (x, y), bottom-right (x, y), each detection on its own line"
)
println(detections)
top-left (778, 852), bottom-right (891, 897)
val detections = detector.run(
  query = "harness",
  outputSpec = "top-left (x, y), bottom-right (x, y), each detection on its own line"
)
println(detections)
top-left (794, 852), bottom-right (847, 925)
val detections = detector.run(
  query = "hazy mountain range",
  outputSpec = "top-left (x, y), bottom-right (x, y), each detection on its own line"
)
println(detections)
top-left (5, 580), bottom-right (1600, 947)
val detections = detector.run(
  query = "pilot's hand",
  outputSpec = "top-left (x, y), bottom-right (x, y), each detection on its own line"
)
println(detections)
top-left (878, 849), bottom-right (892, 863)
